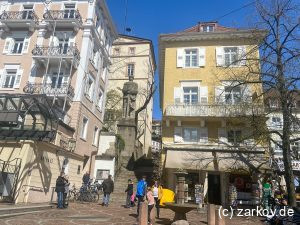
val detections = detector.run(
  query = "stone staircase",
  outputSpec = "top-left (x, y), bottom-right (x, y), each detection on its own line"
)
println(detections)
top-left (110, 167), bottom-right (138, 204)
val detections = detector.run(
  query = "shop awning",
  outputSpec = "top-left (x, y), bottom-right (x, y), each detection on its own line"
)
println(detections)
top-left (165, 150), bottom-right (269, 172)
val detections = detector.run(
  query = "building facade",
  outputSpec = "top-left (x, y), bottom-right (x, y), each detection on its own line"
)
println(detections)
top-left (105, 34), bottom-right (156, 156)
top-left (152, 120), bottom-right (162, 153)
top-left (0, 0), bottom-right (116, 203)
top-left (159, 22), bottom-right (268, 206)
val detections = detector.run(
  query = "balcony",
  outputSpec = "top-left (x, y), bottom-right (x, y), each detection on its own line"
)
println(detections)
top-left (0, 11), bottom-right (38, 31)
top-left (165, 103), bottom-right (264, 118)
top-left (23, 82), bottom-right (75, 101)
top-left (32, 45), bottom-right (80, 68)
top-left (43, 10), bottom-right (82, 31)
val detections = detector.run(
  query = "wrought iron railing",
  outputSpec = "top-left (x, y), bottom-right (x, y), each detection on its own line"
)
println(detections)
top-left (23, 82), bottom-right (75, 100)
top-left (165, 103), bottom-right (264, 117)
top-left (32, 45), bottom-right (80, 62)
top-left (43, 10), bottom-right (82, 25)
top-left (0, 10), bottom-right (39, 24)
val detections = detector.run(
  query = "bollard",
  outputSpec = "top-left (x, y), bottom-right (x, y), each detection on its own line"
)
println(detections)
top-left (215, 207), bottom-right (225, 225)
top-left (207, 204), bottom-right (215, 225)
top-left (138, 201), bottom-right (148, 225)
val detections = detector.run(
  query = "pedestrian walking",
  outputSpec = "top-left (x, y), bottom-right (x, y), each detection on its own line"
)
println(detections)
top-left (152, 181), bottom-right (163, 218)
top-left (125, 179), bottom-right (133, 208)
top-left (63, 175), bottom-right (70, 208)
top-left (263, 179), bottom-right (272, 210)
top-left (101, 175), bottom-right (114, 207)
top-left (136, 175), bottom-right (147, 216)
top-left (55, 172), bottom-right (65, 209)
top-left (228, 182), bottom-right (237, 210)
top-left (146, 186), bottom-right (155, 225)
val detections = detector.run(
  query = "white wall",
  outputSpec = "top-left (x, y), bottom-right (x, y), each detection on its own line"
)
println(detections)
top-left (98, 134), bottom-right (116, 155)
top-left (93, 158), bottom-right (115, 182)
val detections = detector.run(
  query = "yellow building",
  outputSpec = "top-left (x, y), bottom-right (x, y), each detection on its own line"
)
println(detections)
top-left (159, 22), bottom-right (268, 206)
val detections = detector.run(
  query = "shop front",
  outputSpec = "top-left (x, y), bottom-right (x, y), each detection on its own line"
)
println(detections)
top-left (163, 149), bottom-right (267, 207)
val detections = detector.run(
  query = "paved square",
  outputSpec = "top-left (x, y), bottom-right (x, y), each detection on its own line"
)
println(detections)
top-left (0, 203), bottom-right (265, 225)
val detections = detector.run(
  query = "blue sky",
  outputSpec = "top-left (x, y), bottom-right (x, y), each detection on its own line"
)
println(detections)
top-left (106, 0), bottom-right (256, 120)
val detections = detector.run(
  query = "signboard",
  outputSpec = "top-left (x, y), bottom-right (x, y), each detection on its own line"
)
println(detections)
top-left (275, 160), bottom-right (300, 171)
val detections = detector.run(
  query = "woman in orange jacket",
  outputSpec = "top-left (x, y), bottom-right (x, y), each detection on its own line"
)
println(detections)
top-left (152, 181), bottom-right (163, 218)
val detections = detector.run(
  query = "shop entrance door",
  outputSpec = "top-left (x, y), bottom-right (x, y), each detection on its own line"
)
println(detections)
top-left (208, 173), bottom-right (221, 205)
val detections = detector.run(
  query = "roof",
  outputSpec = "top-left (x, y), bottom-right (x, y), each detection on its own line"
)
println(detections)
top-left (113, 34), bottom-right (157, 71)
top-left (182, 21), bottom-right (238, 33)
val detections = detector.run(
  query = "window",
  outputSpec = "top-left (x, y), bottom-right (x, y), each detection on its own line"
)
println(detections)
top-left (202, 25), bottom-right (214, 32)
top-left (77, 165), bottom-right (81, 174)
top-left (127, 64), bottom-right (135, 77)
top-left (11, 38), bottom-right (24, 54)
top-left (80, 117), bottom-right (88, 139)
top-left (183, 128), bottom-right (198, 142)
top-left (224, 47), bottom-right (239, 66)
top-left (50, 72), bottom-right (66, 88)
top-left (271, 117), bottom-right (282, 128)
top-left (22, 5), bottom-right (33, 20)
top-left (183, 87), bottom-right (198, 104)
top-left (93, 126), bottom-right (99, 146)
top-left (114, 48), bottom-right (120, 55)
top-left (98, 89), bottom-right (103, 109)
top-left (291, 142), bottom-right (300, 157)
top-left (85, 76), bottom-right (94, 99)
top-left (96, 169), bottom-right (110, 180)
top-left (269, 98), bottom-right (278, 108)
top-left (3, 70), bottom-right (17, 88)
top-left (129, 47), bottom-right (135, 55)
top-left (185, 49), bottom-right (198, 67)
top-left (225, 86), bottom-right (241, 104)
top-left (274, 141), bottom-right (282, 152)
top-left (64, 4), bottom-right (76, 19)
top-left (227, 130), bottom-right (242, 144)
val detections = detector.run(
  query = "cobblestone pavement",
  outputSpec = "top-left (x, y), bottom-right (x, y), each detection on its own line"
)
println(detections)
top-left (0, 202), bottom-right (265, 225)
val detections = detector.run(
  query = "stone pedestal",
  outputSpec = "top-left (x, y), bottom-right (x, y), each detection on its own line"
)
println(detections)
top-left (117, 118), bottom-right (136, 159)
top-left (138, 201), bottom-right (148, 225)
top-left (207, 204), bottom-right (215, 225)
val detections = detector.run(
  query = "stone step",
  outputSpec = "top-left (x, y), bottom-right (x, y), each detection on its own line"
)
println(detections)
top-left (0, 204), bottom-right (53, 216)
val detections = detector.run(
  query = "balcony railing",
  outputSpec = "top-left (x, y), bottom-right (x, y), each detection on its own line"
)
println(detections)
top-left (23, 82), bottom-right (75, 100)
top-left (32, 45), bottom-right (80, 62)
top-left (165, 103), bottom-right (264, 117)
top-left (43, 10), bottom-right (82, 24)
top-left (0, 10), bottom-right (39, 24)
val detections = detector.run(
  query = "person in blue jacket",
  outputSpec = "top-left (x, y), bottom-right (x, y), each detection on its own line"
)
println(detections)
top-left (136, 175), bottom-right (147, 216)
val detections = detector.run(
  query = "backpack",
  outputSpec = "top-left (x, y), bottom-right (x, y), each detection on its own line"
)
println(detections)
top-left (136, 180), bottom-right (146, 197)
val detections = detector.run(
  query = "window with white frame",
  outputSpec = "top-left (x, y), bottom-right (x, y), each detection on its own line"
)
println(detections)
top-left (97, 89), bottom-right (103, 109)
top-left (202, 25), bottom-right (214, 32)
top-left (227, 130), bottom-right (242, 144)
top-left (183, 87), bottom-right (198, 104)
top-left (64, 3), bottom-right (76, 19)
top-left (225, 86), bottom-right (241, 104)
top-left (183, 128), bottom-right (198, 142)
top-left (11, 38), bottom-right (25, 54)
top-left (274, 141), bottom-right (282, 152)
top-left (127, 64), bottom-right (135, 77)
top-left (185, 49), bottom-right (198, 67)
top-left (93, 126), bottom-right (99, 146)
top-left (96, 169), bottom-right (109, 181)
top-left (224, 47), bottom-right (239, 66)
top-left (80, 117), bottom-right (88, 139)
top-left (3, 70), bottom-right (17, 88)
top-left (85, 76), bottom-right (94, 99)
top-left (271, 116), bottom-right (282, 128)
top-left (22, 5), bottom-right (34, 20)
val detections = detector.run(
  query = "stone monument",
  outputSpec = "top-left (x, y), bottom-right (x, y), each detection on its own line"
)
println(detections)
top-left (117, 76), bottom-right (139, 164)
